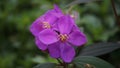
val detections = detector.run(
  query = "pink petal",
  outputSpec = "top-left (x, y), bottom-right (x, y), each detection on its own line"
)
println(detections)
top-left (35, 37), bottom-right (47, 50)
top-left (43, 11), bottom-right (57, 25)
top-left (60, 43), bottom-right (75, 63)
top-left (43, 5), bottom-right (63, 25)
top-left (68, 31), bottom-right (87, 46)
top-left (54, 4), bottom-right (62, 13)
top-left (29, 17), bottom-right (44, 37)
top-left (48, 42), bottom-right (60, 58)
top-left (58, 15), bottom-right (73, 34)
top-left (38, 29), bottom-right (58, 45)
top-left (52, 4), bottom-right (63, 17)
top-left (70, 15), bottom-right (80, 31)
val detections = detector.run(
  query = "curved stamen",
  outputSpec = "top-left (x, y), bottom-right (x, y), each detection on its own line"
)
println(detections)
top-left (70, 14), bottom-right (76, 19)
top-left (42, 22), bottom-right (51, 29)
top-left (59, 34), bottom-right (68, 42)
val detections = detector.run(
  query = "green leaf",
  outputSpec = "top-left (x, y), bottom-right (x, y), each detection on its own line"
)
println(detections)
top-left (73, 56), bottom-right (115, 68)
top-left (66, 0), bottom-right (101, 7)
top-left (33, 63), bottom-right (56, 68)
top-left (81, 15), bottom-right (103, 41)
top-left (79, 43), bottom-right (120, 56)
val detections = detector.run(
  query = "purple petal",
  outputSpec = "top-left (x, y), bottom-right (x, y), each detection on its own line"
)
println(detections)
top-left (68, 31), bottom-right (87, 46)
top-left (38, 29), bottom-right (58, 45)
top-left (52, 4), bottom-right (63, 17)
top-left (60, 43), bottom-right (75, 63)
top-left (43, 11), bottom-right (58, 25)
top-left (48, 42), bottom-right (60, 58)
top-left (29, 17), bottom-right (44, 37)
top-left (43, 5), bottom-right (63, 25)
top-left (70, 15), bottom-right (80, 31)
top-left (54, 4), bottom-right (62, 13)
top-left (35, 37), bottom-right (47, 50)
top-left (29, 5), bottom-right (63, 37)
top-left (58, 15), bottom-right (74, 34)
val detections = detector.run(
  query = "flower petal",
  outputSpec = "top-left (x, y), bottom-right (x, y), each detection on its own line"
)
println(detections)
top-left (43, 5), bottom-right (63, 25)
top-left (60, 43), bottom-right (75, 63)
top-left (48, 42), bottom-right (60, 58)
top-left (68, 31), bottom-right (87, 46)
top-left (29, 5), bottom-right (63, 37)
top-left (29, 17), bottom-right (44, 36)
top-left (58, 15), bottom-right (73, 34)
top-left (35, 37), bottom-right (47, 50)
top-left (38, 29), bottom-right (58, 45)
top-left (52, 4), bottom-right (63, 17)
top-left (54, 4), bottom-right (62, 14)
top-left (70, 15), bottom-right (80, 31)
top-left (43, 11), bottom-right (57, 25)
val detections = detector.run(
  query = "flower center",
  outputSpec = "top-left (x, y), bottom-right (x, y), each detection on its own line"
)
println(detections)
top-left (70, 15), bottom-right (75, 18)
top-left (59, 34), bottom-right (68, 42)
top-left (42, 22), bottom-right (51, 29)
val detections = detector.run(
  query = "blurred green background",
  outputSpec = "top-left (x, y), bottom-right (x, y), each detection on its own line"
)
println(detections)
top-left (0, 0), bottom-right (120, 68)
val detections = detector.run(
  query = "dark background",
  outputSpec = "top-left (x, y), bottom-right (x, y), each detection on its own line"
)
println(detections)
top-left (0, 0), bottom-right (120, 68)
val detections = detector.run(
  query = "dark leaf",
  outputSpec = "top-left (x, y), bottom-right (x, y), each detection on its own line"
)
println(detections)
top-left (79, 42), bottom-right (120, 56)
top-left (66, 0), bottom-right (101, 7)
top-left (73, 56), bottom-right (115, 68)
top-left (33, 63), bottom-right (56, 68)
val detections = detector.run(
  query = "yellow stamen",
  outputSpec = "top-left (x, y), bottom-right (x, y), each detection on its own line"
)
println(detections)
top-left (70, 15), bottom-right (75, 18)
top-left (59, 34), bottom-right (68, 42)
top-left (42, 22), bottom-right (51, 29)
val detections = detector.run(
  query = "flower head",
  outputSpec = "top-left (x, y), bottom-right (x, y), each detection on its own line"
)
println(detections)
top-left (38, 15), bottom-right (87, 62)
top-left (30, 5), bottom-right (63, 37)
top-left (30, 5), bottom-right (63, 50)
top-left (29, 5), bottom-right (87, 63)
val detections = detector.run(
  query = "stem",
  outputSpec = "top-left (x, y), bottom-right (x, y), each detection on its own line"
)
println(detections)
top-left (57, 59), bottom-right (69, 68)
top-left (63, 62), bottom-right (68, 68)
top-left (76, 46), bottom-right (84, 57)
top-left (57, 59), bottom-right (63, 65)
top-left (111, 0), bottom-right (118, 19)
top-left (66, 5), bottom-right (74, 14)
top-left (111, 0), bottom-right (120, 26)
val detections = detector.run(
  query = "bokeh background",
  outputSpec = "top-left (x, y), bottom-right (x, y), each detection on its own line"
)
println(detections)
top-left (0, 0), bottom-right (120, 68)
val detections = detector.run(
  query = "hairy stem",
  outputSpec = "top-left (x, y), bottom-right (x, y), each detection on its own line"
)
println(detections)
top-left (111, 0), bottom-right (120, 26)
top-left (76, 46), bottom-right (84, 57)
top-left (63, 63), bottom-right (68, 68)
top-left (57, 59), bottom-right (63, 65)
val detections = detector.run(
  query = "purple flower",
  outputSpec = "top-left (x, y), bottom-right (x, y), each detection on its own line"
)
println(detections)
top-left (30, 5), bottom-right (63, 37)
top-left (29, 5), bottom-right (87, 63)
top-left (30, 5), bottom-right (63, 50)
top-left (38, 15), bottom-right (87, 62)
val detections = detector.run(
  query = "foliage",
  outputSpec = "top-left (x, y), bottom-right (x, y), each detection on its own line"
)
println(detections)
top-left (33, 63), bottom-right (56, 68)
top-left (79, 42), bottom-right (120, 56)
top-left (73, 56), bottom-right (114, 68)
